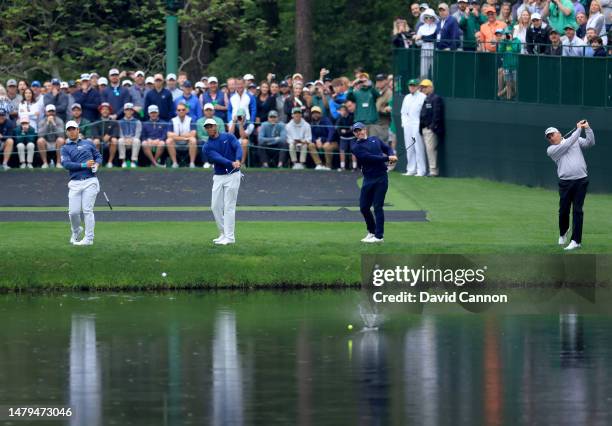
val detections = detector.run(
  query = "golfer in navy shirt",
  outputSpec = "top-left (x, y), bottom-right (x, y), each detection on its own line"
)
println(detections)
top-left (203, 118), bottom-right (242, 245)
top-left (60, 120), bottom-right (103, 245)
top-left (351, 122), bottom-right (397, 243)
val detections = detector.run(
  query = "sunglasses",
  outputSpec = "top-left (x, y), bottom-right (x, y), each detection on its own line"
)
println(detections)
top-left (204, 124), bottom-right (215, 128)
top-left (177, 109), bottom-right (187, 112)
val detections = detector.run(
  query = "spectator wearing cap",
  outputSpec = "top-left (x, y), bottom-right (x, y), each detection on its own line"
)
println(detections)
top-left (145, 76), bottom-right (155, 92)
top-left (400, 78), bottom-right (427, 176)
top-left (414, 9), bottom-right (439, 76)
top-left (36, 104), bottom-right (66, 168)
top-left (118, 103), bottom-right (142, 168)
top-left (14, 116), bottom-right (37, 168)
top-left (348, 73), bottom-right (385, 140)
top-left (18, 88), bottom-right (42, 132)
top-left (311, 80), bottom-right (330, 118)
top-left (175, 80), bottom-right (202, 122)
top-left (285, 107), bottom-right (320, 169)
top-left (257, 110), bottom-right (288, 168)
top-left (310, 106), bottom-right (336, 169)
top-left (70, 103), bottom-right (92, 139)
top-left (0, 109), bottom-right (15, 170)
top-left (73, 74), bottom-right (102, 122)
top-left (478, 5), bottom-right (507, 51)
top-left (89, 72), bottom-right (100, 89)
top-left (101, 68), bottom-right (133, 120)
top-left (452, 0), bottom-right (470, 22)
top-left (90, 102), bottom-right (119, 167)
top-left (543, 0), bottom-right (576, 34)
top-left (228, 78), bottom-right (257, 124)
top-left (97, 77), bottom-right (109, 95)
top-left (255, 81), bottom-right (276, 124)
top-left (6, 79), bottom-right (22, 118)
top-left (141, 105), bottom-right (168, 167)
top-left (196, 103), bottom-right (226, 168)
top-left (144, 74), bottom-right (175, 121)
top-left (497, 28), bottom-right (522, 99)
top-left (42, 79), bottom-right (69, 121)
top-left (166, 73), bottom-right (182, 101)
top-left (561, 22), bottom-right (587, 55)
top-left (526, 12), bottom-right (551, 53)
top-left (247, 83), bottom-right (258, 98)
top-left (274, 81), bottom-right (291, 122)
top-left (228, 107), bottom-right (255, 165)
top-left (200, 76), bottom-right (229, 123)
top-left (418, 79), bottom-right (444, 176)
top-left (292, 73), bottom-right (304, 86)
top-left (545, 28), bottom-right (564, 54)
top-left (167, 102), bottom-right (197, 168)
top-left (335, 101), bottom-right (358, 171)
top-left (129, 71), bottom-right (147, 116)
top-left (328, 78), bottom-right (350, 120)
top-left (436, 3), bottom-right (461, 50)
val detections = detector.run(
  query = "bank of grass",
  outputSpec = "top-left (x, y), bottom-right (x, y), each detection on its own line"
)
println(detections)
top-left (2, 175), bottom-right (612, 289)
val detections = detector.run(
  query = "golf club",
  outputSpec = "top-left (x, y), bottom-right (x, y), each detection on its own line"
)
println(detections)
top-left (92, 164), bottom-right (113, 210)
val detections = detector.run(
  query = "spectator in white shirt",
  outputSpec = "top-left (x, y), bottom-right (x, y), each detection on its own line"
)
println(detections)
top-left (562, 23), bottom-right (587, 56)
top-left (166, 102), bottom-right (197, 168)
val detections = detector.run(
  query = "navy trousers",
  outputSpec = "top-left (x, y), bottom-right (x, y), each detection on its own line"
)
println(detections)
top-left (360, 174), bottom-right (388, 239)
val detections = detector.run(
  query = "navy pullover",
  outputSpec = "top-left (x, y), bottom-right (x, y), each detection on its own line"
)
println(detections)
top-left (351, 136), bottom-right (394, 179)
top-left (203, 132), bottom-right (243, 175)
top-left (60, 138), bottom-right (103, 180)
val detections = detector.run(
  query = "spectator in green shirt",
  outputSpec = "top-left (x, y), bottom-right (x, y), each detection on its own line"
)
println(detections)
top-left (197, 103), bottom-right (226, 168)
top-left (460, 1), bottom-right (487, 51)
top-left (70, 103), bottom-right (92, 139)
top-left (14, 116), bottom-right (37, 168)
top-left (348, 72), bottom-right (385, 139)
top-left (543, 0), bottom-right (576, 33)
top-left (497, 28), bottom-right (522, 100)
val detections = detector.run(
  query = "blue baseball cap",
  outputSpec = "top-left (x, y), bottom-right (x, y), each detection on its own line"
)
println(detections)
top-left (182, 80), bottom-right (192, 88)
top-left (51, 78), bottom-right (61, 85)
top-left (31, 81), bottom-right (41, 87)
top-left (352, 122), bottom-right (366, 131)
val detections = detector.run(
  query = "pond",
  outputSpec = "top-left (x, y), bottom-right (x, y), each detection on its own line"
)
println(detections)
top-left (1, 291), bottom-right (611, 425)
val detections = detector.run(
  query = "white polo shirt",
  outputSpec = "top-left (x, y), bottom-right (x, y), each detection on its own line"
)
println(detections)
top-left (171, 115), bottom-right (192, 136)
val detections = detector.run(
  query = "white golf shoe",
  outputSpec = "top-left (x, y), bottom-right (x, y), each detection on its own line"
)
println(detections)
top-left (214, 237), bottom-right (235, 245)
top-left (365, 237), bottom-right (384, 244)
top-left (564, 240), bottom-right (581, 251)
top-left (212, 234), bottom-right (225, 243)
top-left (73, 239), bottom-right (94, 246)
top-left (70, 226), bottom-right (84, 244)
top-left (558, 231), bottom-right (569, 245)
top-left (361, 233), bottom-right (375, 243)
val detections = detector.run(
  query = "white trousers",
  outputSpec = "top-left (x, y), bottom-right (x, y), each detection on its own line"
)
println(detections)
top-left (403, 124), bottom-right (427, 176)
top-left (211, 172), bottom-right (241, 241)
top-left (68, 177), bottom-right (100, 241)
top-left (118, 138), bottom-right (141, 161)
top-left (17, 142), bottom-right (35, 164)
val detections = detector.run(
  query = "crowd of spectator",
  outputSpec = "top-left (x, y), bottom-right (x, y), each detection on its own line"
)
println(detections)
top-left (0, 69), bottom-right (399, 171)
top-left (394, 0), bottom-right (611, 95)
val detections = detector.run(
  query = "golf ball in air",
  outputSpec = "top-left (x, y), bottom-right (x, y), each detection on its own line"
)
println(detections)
top-left (162, 272), bottom-right (167, 278)
top-left (347, 324), bottom-right (353, 330)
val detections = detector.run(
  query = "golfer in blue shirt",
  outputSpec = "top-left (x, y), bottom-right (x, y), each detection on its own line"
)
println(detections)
top-left (60, 120), bottom-right (103, 245)
top-left (351, 122), bottom-right (397, 243)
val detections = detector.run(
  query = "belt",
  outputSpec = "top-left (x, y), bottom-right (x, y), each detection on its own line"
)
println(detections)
top-left (71, 175), bottom-right (95, 181)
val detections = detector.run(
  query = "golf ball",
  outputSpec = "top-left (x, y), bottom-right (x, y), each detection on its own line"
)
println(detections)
top-left (162, 272), bottom-right (167, 278)
top-left (347, 324), bottom-right (353, 330)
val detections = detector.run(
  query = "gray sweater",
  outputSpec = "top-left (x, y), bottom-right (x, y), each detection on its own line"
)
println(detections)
top-left (547, 127), bottom-right (595, 180)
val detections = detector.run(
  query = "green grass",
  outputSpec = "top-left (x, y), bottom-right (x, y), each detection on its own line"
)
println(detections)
top-left (2, 175), bottom-right (612, 289)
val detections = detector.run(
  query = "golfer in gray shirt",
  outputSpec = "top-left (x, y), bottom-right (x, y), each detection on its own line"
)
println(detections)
top-left (546, 120), bottom-right (595, 251)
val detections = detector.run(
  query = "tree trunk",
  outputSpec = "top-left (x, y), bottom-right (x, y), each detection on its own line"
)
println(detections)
top-left (295, 0), bottom-right (313, 80)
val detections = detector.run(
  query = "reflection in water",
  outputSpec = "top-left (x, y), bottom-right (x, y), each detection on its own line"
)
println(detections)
top-left (404, 317), bottom-right (438, 426)
top-left (69, 314), bottom-right (101, 426)
top-left (558, 313), bottom-right (588, 426)
top-left (357, 330), bottom-right (389, 426)
top-left (212, 310), bottom-right (244, 426)
top-left (484, 317), bottom-right (502, 426)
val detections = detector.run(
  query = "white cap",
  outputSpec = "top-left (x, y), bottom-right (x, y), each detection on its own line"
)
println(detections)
top-left (243, 73), bottom-right (255, 81)
top-left (45, 104), bottom-right (56, 112)
top-left (124, 102), bottom-right (134, 110)
top-left (544, 127), bottom-right (559, 136)
top-left (60, 81), bottom-right (69, 89)
top-left (166, 73), bottom-right (177, 81)
top-left (65, 120), bottom-right (79, 130)
top-left (109, 68), bottom-right (120, 76)
top-left (122, 79), bottom-right (133, 86)
top-left (422, 8), bottom-right (436, 18)
top-left (203, 118), bottom-right (218, 126)
top-left (98, 77), bottom-right (108, 85)
top-left (203, 103), bottom-right (215, 110)
top-left (208, 76), bottom-right (218, 84)
top-left (19, 115), bottom-right (30, 123)
top-left (80, 73), bottom-right (90, 81)
top-left (195, 81), bottom-right (205, 89)
top-left (134, 70), bottom-right (145, 77)
top-left (531, 12), bottom-right (542, 20)
top-left (148, 105), bottom-right (159, 113)
top-left (145, 76), bottom-right (155, 84)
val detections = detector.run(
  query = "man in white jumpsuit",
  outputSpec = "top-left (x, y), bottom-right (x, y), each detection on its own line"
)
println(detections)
top-left (203, 118), bottom-right (242, 245)
top-left (60, 121), bottom-right (102, 245)
top-left (400, 78), bottom-right (427, 176)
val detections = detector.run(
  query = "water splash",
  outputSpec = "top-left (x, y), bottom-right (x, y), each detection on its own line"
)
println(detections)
top-left (358, 303), bottom-right (384, 331)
